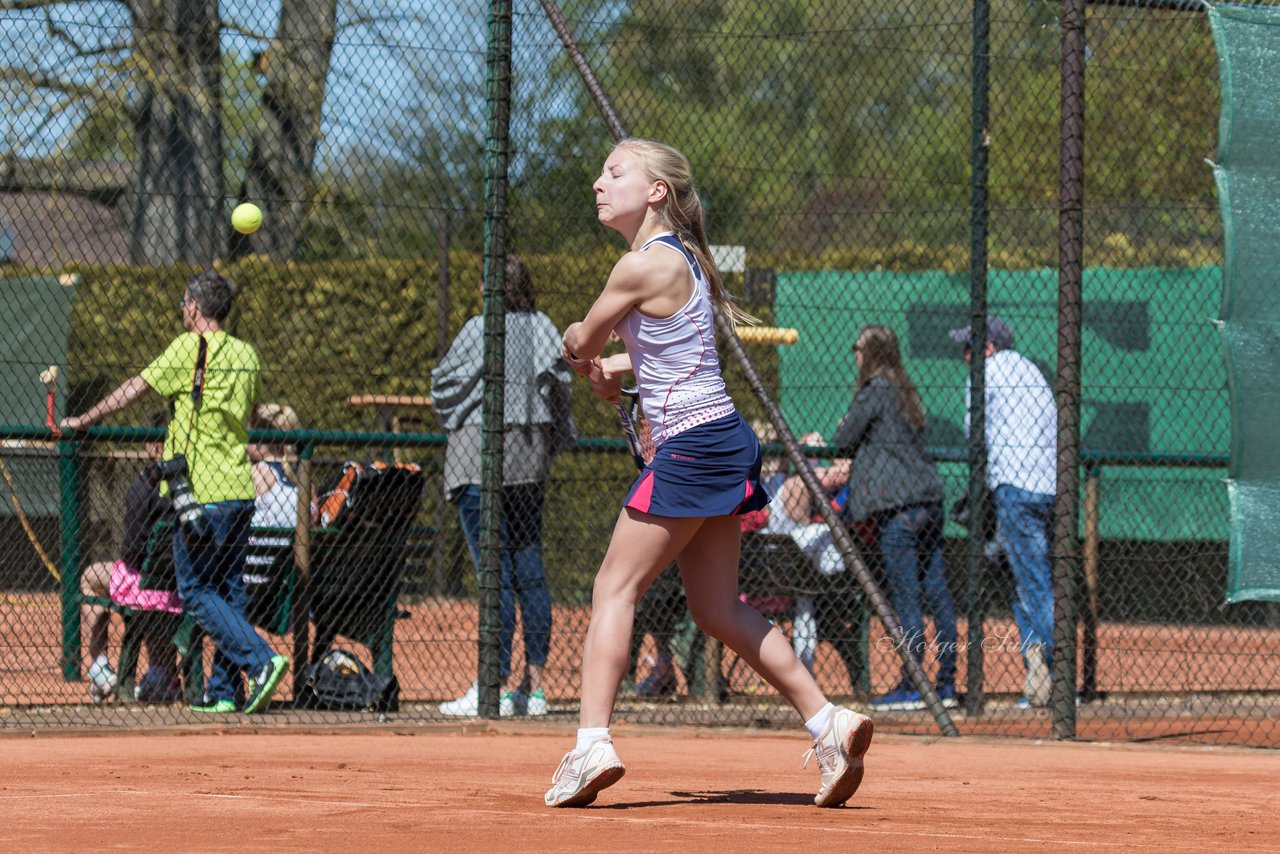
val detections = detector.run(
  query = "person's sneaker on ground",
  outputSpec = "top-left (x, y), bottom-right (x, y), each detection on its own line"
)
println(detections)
top-left (1019, 692), bottom-right (1082, 710)
top-left (88, 659), bottom-right (116, 704)
top-left (135, 666), bottom-right (183, 703)
top-left (1025, 642), bottom-right (1051, 707)
top-left (868, 688), bottom-right (925, 711)
top-left (526, 689), bottom-right (548, 716)
top-left (544, 738), bottom-right (626, 807)
top-left (190, 697), bottom-right (237, 714)
top-left (439, 682), bottom-right (479, 716)
top-left (243, 654), bottom-right (289, 714)
top-left (935, 684), bottom-right (960, 709)
top-left (500, 689), bottom-right (526, 717)
top-left (806, 706), bottom-right (874, 808)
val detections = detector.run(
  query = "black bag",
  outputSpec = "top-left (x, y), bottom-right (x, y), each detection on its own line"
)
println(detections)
top-left (295, 648), bottom-right (399, 713)
top-left (540, 366), bottom-right (578, 455)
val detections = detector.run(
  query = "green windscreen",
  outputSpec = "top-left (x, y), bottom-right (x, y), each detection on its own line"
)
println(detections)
top-left (0, 275), bottom-right (75, 517)
top-left (775, 266), bottom-right (1228, 543)
top-left (1210, 5), bottom-right (1280, 602)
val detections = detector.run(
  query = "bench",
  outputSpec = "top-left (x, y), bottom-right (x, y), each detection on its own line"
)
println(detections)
top-left (101, 521), bottom-right (308, 702)
top-left (736, 531), bottom-right (871, 694)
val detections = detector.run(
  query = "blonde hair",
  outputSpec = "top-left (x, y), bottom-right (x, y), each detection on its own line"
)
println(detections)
top-left (251, 402), bottom-right (301, 483)
top-left (615, 138), bottom-right (755, 325)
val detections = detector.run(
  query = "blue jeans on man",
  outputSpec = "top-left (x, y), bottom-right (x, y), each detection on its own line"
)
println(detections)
top-left (456, 483), bottom-right (552, 680)
top-left (993, 484), bottom-right (1055, 668)
top-left (173, 499), bottom-right (276, 703)
top-left (878, 502), bottom-right (958, 693)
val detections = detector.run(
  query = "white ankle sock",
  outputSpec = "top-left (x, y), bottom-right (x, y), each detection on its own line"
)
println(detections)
top-left (575, 727), bottom-right (610, 752)
top-left (804, 703), bottom-right (836, 741)
top-left (91, 655), bottom-right (109, 672)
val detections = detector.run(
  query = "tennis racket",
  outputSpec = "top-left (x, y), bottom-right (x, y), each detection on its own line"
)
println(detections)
top-left (615, 386), bottom-right (645, 471)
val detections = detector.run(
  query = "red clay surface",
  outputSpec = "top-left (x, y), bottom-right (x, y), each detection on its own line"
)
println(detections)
top-left (1, 726), bottom-right (1276, 852)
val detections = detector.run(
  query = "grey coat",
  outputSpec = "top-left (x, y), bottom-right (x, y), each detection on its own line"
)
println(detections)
top-left (430, 312), bottom-right (569, 431)
top-left (832, 376), bottom-right (944, 520)
top-left (430, 311), bottom-right (571, 498)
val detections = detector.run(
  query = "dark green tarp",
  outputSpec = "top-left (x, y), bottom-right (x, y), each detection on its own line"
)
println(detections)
top-left (0, 275), bottom-right (75, 517)
top-left (1209, 4), bottom-right (1280, 602)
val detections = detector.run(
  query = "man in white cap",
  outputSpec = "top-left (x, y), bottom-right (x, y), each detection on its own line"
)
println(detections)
top-left (950, 316), bottom-right (1056, 708)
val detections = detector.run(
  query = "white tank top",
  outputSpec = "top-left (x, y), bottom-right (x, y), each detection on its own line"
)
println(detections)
top-left (614, 233), bottom-right (735, 446)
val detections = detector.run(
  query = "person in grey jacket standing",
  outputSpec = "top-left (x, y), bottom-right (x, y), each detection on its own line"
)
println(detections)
top-left (431, 253), bottom-right (572, 717)
top-left (833, 324), bottom-right (958, 711)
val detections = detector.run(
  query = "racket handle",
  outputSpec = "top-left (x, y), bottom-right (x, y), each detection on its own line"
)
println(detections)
top-left (614, 398), bottom-right (645, 472)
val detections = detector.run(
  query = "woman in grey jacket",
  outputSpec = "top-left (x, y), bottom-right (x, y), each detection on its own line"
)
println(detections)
top-left (833, 325), bottom-right (958, 711)
top-left (431, 254), bottom-right (572, 717)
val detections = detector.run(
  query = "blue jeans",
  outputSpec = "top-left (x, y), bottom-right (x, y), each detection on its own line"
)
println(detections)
top-left (994, 484), bottom-right (1055, 666)
top-left (173, 500), bottom-right (274, 702)
top-left (457, 483), bottom-right (552, 680)
top-left (878, 503), bottom-right (957, 692)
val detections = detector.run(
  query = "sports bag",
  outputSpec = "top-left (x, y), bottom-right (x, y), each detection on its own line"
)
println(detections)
top-left (294, 647), bottom-right (400, 713)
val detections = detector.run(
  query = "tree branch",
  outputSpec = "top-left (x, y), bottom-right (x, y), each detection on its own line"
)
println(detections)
top-left (0, 66), bottom-right (104, 101)
top-left (0, 0), bottom-right (104, 10)
top-left (45, 8), bottom-right (129, 58)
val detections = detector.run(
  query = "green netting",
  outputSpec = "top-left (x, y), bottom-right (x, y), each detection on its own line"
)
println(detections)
top-left (1209, 4), bottom-right (1280, 602)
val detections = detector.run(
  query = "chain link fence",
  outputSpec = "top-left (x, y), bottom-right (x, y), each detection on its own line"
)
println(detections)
top-left (1, 0), bottom-right (1276, 746)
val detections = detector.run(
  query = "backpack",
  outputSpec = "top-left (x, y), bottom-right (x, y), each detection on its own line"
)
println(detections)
top-left (294, 647), bottom-right (400, 713)
top-left (317, 460), bottom-right (424, 528)
top-left (539, 367), bottom-right (578, 455)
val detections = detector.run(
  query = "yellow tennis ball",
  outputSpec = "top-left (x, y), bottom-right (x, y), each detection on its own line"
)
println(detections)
top-left (231, 203), bottom-right (262, 234)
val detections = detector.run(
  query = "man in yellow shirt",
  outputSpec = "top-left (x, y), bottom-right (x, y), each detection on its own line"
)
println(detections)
top-left (63, 270), bottom-right (288, 714)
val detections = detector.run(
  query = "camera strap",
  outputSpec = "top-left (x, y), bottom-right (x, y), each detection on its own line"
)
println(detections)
top-left (181, 334), bottom-right (208, 458)
top-left (191, 334), bottom-right (208, 409)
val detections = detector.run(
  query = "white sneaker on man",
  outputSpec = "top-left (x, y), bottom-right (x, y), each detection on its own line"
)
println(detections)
top-left (544, 738), bottom-right (626, 807)
top-left (805, 707), bottom-right (874, 808)
top-left (1025, 643), bottom-right (1051, 707)
top-left (499, 690), bottom-right (524, 716)
top-left (526, 690), bottom-right (548, 716)
top-left (440, 683), bottom-right (526, 716)
top-left (438, 682), bottom-right (479, 716)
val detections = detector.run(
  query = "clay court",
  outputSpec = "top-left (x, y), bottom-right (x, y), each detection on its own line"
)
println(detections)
top-left (1, 724), bottom-right (1276, 852)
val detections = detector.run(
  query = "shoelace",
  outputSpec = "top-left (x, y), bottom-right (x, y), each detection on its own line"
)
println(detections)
top-left (550, 750), bottom-right (581, 785)
top-left (801, 743), bottom-right (818, 770)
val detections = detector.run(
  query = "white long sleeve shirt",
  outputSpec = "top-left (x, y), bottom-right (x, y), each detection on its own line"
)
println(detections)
top-left (965, 349), bottom-right (1057, 496)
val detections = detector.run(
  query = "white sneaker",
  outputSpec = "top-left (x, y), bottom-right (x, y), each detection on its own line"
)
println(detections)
top-left (88, 660), bottom-right (116, 704)
top-left (544, 738), bottom-right (626, 807)
top-left (499, 690), bottom-right (525, 716)
top-left (804, 707), bottom-right (874, 808)
top-left (526, 690), bottom-right (548, 716)
top-left (1025, 643), bottom-right (1051, 707)
top-left (438, 682), bottom-right (479, 716)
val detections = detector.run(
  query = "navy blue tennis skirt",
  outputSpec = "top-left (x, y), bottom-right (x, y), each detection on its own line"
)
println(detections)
top-left (624, 412), bottom-right (772, 518)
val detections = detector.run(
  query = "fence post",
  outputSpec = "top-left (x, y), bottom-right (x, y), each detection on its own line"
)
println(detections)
top-left (1080, 461), bottom-right (1101, 701)
top-left (1053, 0), bottom-right (1087, 738)
top-left (291, 444), bottom-right (314, 684)
top-left (478, 0), bottom-right (512, 719)
top-left (966, 0), bottom-right (992, 716)
top-left (58, 437), bottom-right (81, 681)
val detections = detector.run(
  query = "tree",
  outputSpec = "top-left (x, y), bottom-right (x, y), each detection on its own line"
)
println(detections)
top-left (0, 0), bottom-right (224, 264)
top-left (237, 0), bottom-right (338, 261)
top-left (127, 0), bottom-right (224, 265)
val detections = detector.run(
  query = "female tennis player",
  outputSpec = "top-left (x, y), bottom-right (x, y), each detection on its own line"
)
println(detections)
top-left (548, 138), bottom-right (873, 809)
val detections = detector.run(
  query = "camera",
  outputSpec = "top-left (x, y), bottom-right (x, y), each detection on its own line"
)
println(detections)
top-left (156, 454), bottom-right (211, 543)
